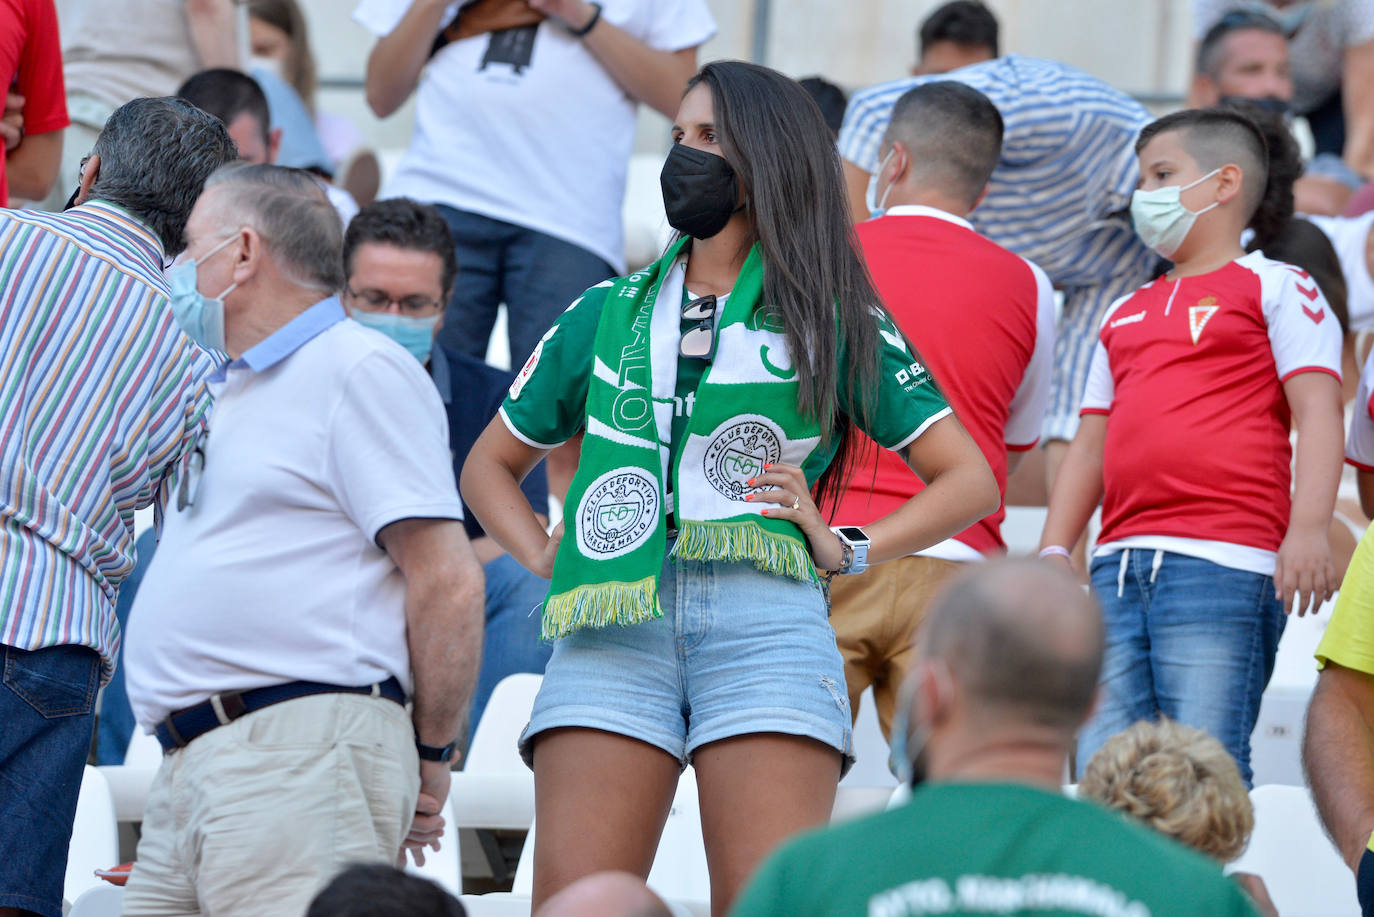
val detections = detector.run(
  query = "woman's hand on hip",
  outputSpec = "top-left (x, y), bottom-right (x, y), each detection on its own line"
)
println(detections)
top-left (746, 462), bottom-right (844, 571)
top-left (529, 522), bottom-right (564, 581)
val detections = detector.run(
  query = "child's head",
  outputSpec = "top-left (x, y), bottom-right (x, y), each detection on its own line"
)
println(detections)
top-left (1132, 108), bottom-right (1269, 261)
top-left (1079, 718), bottom-right (1254, 863)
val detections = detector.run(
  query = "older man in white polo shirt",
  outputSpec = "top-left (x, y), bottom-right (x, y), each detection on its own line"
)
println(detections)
top-left (121, 163), bottom-right (484, 917)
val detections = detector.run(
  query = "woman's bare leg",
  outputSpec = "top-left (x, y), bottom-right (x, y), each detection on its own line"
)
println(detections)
top-left (530, 727), bottom-right (681, 910)
top-left (693, 733), bottom-right (842, 916)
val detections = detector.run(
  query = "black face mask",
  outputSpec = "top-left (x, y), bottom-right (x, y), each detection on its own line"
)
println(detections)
top-left (660, 143), bottom-right (739, 240)
top-left (1219, 95), bottom-right (1291, 118)
top-left (62, 185), bottom-right (81, 211)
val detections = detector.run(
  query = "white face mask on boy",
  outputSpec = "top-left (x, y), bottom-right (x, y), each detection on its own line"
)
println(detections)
top-left (1128, 168), bottom-right (1222, 259)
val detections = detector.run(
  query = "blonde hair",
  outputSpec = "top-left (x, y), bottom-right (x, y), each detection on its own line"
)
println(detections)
top-left (1079, 718), bottom-right (1254, 862)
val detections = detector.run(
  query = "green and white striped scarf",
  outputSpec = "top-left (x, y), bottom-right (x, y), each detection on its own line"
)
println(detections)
top-left (542, 238), bottom-right (824, 639)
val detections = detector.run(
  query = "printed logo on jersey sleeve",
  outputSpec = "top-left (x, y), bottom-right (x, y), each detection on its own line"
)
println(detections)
top-left (1189, 297), bottom-right (1220, 345)
top-left (1296, 281), bottom-right (1324, 323)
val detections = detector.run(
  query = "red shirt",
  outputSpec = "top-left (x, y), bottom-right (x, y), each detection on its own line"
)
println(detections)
top-left (0, 0), bottom-right (68, 206)
top-left (835, 206), bottom-right (1054, 555)
top-left (1083, 252), bottom-right (1342, 556)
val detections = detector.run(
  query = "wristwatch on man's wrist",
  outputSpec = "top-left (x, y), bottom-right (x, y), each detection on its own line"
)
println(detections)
top-left (831, 526), bottom-right (871, 575)
top-left (416, 738), bottom-right (458, 763)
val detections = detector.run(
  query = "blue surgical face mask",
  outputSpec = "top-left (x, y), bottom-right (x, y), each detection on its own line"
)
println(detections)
top-left (165, 234), bottom-right (239, 352)
top-left (865, 147), bottom-right (898, 219)
top-left (1129, 168), bottom-right (1222, 259)
top-left (350, 309), bottom-right (441, 363)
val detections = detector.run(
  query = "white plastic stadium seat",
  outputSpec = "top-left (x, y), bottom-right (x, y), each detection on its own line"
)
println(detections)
top-left (68, 884), bottom-right (124, 917)
top-left (122, 729), bottom-right (163, 769)
top-left (447, 674), bottom-right (541, 842)
top-left (406, 792), bottom-right (462, 896)
top-left (1000, 506), bottom-right (1049, 557)
top-left (1228, 785), bottom-right (1357, 917)
top-left (465, 674), bottom-right (542, 775)
top-left (64, 767), bottom-right (119, 905)
top-left (1250, 597), bottom-right (1333, 786)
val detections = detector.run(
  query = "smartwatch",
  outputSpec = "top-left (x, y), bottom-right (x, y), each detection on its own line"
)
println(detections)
top-left (416, 739), bottom-right (458, 763)
top-left (832, 526), bottom-right (871, 575)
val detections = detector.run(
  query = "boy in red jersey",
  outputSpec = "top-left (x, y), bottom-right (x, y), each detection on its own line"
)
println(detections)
top-left (1040, 108), bottom-right (1344, 785)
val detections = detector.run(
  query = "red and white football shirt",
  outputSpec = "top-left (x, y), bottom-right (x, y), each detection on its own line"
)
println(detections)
top-left (834, 205), bottom-right (1054, 557)
top-left (1082, 251), bottom-right (1342, 574)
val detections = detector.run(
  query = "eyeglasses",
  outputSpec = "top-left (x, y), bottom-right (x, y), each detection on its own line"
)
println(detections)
top-left (344, 285), bottom-right (443, 315)
top-left (176, 427), bottom-right (209, 512)
top-left (680, 295), bottom-right (718, 362)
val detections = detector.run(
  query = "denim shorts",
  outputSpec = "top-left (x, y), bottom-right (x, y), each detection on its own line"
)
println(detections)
top-left (520, 555), bottom-right (854, 773)
top-left (0, 643), bottom-right (101, 917)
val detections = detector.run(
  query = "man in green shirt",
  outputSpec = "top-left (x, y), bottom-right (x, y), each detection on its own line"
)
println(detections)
top-left (730, 560), bottom-right (1261, 917)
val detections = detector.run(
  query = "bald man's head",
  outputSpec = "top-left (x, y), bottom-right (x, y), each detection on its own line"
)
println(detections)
top-left (919, 560), bottom-right (1103, 733)
top-left (535, 871), bottom-right (672, 917)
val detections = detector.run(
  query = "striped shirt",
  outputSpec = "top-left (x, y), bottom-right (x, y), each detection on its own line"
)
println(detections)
top-left (0, 201), bottom-right (213, 677)
top-left (839, 55), bottom-right (1154, 290)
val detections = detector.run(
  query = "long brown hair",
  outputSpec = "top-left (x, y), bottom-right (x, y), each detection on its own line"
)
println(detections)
top-left (248, 0), bottom-right (318, 113)
top-left (685, 61), bottom-right (887, 513)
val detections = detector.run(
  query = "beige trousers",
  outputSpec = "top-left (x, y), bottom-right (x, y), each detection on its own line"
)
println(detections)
top-left (828, 555), bottom-right (964, 740)
top-left (122, 692), bottom-right (420, 917)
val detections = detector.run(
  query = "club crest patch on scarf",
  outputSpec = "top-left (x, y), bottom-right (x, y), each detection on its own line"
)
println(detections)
top-left (702, 416), bottom-right (783, 500)
top-left (576, 468), bottom-right (659, 558)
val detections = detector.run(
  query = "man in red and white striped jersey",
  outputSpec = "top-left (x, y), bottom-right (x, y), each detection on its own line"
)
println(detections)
top-left (1042, 108), bottom-right (1344, 786)
top-left (829, 81), bottom-right (1054, 739)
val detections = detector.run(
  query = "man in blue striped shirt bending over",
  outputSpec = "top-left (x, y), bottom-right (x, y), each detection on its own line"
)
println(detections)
top-left (0, 97), bottom-right (236, 917)
top-left (840, 55), bottom-right (1159, 498)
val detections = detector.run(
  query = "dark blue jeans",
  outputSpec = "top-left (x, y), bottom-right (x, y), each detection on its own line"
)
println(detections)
top-left (0, 643), bottom-right (101, 917)
top-left (1078, 550), bottom-right (1286, 786)
top-left (467, 553), bottom-right (552, 745)
top-left (434, 206), bottom-right (616, 370)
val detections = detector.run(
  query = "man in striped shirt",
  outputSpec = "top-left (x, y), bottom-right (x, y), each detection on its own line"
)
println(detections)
top-left (839, 55), bottom-right (1159, 496)
top-left (0, 97), bottom-right (236, 917)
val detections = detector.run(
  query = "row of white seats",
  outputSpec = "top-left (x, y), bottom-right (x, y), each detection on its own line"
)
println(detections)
top-left (70, 776), bottom-right (1360, 917)
top-left (83, 608), bottom-right (1339, 910)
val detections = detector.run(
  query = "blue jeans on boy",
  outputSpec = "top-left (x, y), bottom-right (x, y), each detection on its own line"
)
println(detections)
top-left (467, 552), bottom-right (553, 745)
top-left (435, 206), bottom-right (616, 370)
top-left (1077, 549), bottom-right (1286, 786)
top-left (0, 643), bottom-right (101, 917)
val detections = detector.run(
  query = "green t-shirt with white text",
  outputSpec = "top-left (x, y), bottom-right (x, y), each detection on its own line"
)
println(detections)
top-left (729, 782), bottom-right (1260, 917)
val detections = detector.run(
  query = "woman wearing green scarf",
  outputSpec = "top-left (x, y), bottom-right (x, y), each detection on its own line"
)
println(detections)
top-left (462, 61), bottom-right (999, 913)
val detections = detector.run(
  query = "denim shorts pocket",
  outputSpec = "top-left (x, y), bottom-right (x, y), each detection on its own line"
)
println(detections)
top-left (2, 645), bottom-right (99, 718)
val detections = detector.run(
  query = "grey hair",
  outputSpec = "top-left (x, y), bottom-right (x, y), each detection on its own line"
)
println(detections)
top-left (88, 97), bottom-right (239, 257)
top-left (202, 163), bottom-right (344, 291)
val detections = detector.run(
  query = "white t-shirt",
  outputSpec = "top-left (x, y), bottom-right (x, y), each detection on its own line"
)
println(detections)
top-left (1308, 211), bottom-right (1374, 330)
top-left (124, 301), bottom-right (464, 728)
top-left (353, 0), bottom-right (717, 273)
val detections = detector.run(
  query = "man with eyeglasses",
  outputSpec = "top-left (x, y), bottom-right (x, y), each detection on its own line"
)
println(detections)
top-left (120, 165), bottom-right (484, 917)
top-left (341, 196), bottom-right (552, 743)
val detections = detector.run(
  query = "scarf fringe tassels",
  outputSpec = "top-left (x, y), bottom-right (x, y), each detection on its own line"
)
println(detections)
top-left (671, 519), bottom-right (818, 583)
top-left (540, 576), bottom-right (661, 641)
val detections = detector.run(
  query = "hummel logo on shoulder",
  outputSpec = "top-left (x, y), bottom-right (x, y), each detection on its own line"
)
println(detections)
top-left (1296, 283), bottom-right (1319, 301)
top-left (1302, 302), bottom-right (1325, 324)
top-left (1109, 310), bottom-right (1147, 328)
